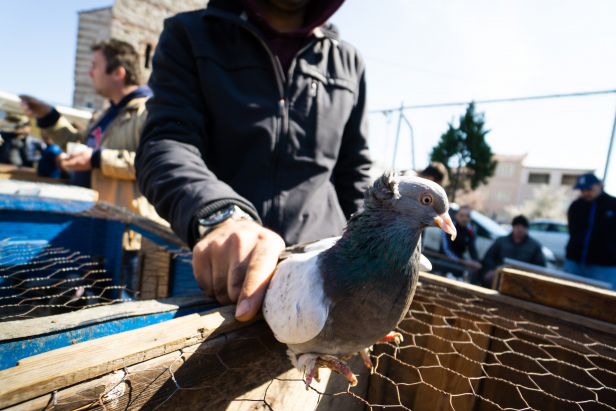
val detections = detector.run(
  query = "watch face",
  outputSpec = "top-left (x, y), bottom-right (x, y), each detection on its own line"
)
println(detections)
top-left (199, 205), bottom-right (235, 227)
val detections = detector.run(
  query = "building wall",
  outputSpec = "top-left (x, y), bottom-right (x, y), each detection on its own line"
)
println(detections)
top-left (73, 0), bottom-right (209, 111)
top-left (481, 154), bottom-right (593, 222)
top-left (72, 7), bottom-right (112, 111)
top-left (518, 167), bottom-right (592, 205)
top-left (481, 155), bottom-right (526, 221)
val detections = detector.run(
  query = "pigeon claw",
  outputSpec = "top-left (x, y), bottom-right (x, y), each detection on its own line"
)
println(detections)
top-left (317, 357), bottom-right (358, 387)
top-left (359, 348), bottom-right (374, 374)
top-left (377, 331), bottom-right (404, 345)
top-left (304, 356), bottom-right (357, 390)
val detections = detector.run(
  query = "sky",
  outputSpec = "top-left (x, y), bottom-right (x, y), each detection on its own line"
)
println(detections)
top-left (1, 0), bottom-right (615, 193)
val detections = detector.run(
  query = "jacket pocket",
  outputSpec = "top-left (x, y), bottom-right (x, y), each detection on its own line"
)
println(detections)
top-left (292, 68), bottom-right (358, 161)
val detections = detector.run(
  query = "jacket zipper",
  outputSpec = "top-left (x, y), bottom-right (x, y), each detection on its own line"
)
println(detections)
top-left (231, 18), bottom-right (322, 227)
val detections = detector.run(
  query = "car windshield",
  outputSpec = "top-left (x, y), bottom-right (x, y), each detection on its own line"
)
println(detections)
top-left (470, 210), bottom-right (508, 237)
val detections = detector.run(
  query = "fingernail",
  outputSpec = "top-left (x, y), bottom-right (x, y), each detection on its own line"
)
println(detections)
top-left (235, 299), bottom-right (251, 318)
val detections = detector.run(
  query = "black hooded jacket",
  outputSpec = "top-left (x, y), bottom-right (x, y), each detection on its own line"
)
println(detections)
top-left (136, 0), bottom-right (371, 248)
top-left (566, 192), bottom-right (616, 266)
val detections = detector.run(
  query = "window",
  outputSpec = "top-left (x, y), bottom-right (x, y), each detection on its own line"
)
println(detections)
top-left (529, 223), bottom-right (549, 232)
top-left (496, 163), bottom-right (514, 177)
top-left (144, 44), bottom-right (153, 69)
top-left (494, 190), bottom-right (511, 202)
top-left (561, 174), bottom-right (578, 186)
top-left (547, 223), bottom-right (568, 233)
top-left (528, 173), bottom-right (550, 184)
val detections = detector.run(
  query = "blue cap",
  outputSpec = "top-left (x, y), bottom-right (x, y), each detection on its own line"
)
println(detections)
top-left (573, 173), bottom-right (600, 190)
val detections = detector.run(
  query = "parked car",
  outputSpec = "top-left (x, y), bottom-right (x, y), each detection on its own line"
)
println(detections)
top-left (424, 204), bottom-right (556, 267)
top-left (528, 219), bottom-right (569, 266)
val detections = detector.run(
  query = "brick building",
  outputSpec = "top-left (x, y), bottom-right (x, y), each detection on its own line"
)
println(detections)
top-left (73, 0), bottom-right (209, 111)
top-left (480, 154), bottom-right (593, 222)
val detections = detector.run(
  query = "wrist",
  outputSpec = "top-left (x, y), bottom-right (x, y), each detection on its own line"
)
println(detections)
top-left (197, 204), bottom-right (254, 240)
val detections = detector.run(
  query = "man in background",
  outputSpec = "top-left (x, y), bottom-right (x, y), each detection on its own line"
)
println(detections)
top-left (564, 173), bottom-right (616, 289)
top-left (482, 215), bottom-right (545, 287)
top-left (440, 205), bottom-right (482, 279)
top-left (418, 162), bottom-right (449, 188)
top-left (0, 114), bottom-right (44, 168)
top-left (20, 39), bottom-right (161, 224)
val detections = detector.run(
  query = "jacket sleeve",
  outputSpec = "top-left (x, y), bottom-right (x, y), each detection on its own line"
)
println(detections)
top-left (135, 20), bottom-right (260, 248)
top-left (440, 230), bottom-right (460, 261)
top-left (469, 233), bottom-right (480, 261)
top-left (40, 115), bottom-right (88, 152)
top-left (531, 242), bottom-right (547, 267)
top-left (98, 110), bottom-right (147, 181)
top-left (332, 67), bottom-right (372, 219)
top-left (482, 237), bottom-right (502, 271)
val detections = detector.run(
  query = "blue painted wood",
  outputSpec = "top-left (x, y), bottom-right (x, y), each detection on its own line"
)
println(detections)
top-left (0, 303), bottom-right (220, 371)
top-left (0, 194), bottom-right (94, 213)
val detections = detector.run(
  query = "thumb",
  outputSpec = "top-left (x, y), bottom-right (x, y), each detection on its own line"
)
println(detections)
top-left (235, 238), bottom-right (284, 321)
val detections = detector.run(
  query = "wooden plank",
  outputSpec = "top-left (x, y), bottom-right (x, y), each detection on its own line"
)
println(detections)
top-left (502, 258), bottom-right (611, 289)
top-left (498, 268), bottom-right (616, 325)
top-left (84, 202), bottom-right (183, 247)
top-left (138, 237), bottom-right (172, 300)
top-left (0, 294), bottom-right (216, 341)
top-left (4, 322), bottom-right (368, 411)
top-left (0, 306), bottom-right (260, 409)
top-left (418, 272), bottom-right (616, 335)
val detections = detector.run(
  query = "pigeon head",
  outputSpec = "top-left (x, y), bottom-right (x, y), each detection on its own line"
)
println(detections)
top-left (365, 172), bottom-right (457, 240)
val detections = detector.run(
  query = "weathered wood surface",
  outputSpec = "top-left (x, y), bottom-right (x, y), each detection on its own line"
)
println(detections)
top-left (419, 272), bottom-right (616, 335)
top-left (0, 294), bottom-right (215, 341)
top-left (138, 237), bottom-right (172, 300)
top-left (498, 268), bottom-right (616, 325)
top-left (3, 323), bottom-right (369, 411)
top-left (0, 306), bottom-right (260, 409)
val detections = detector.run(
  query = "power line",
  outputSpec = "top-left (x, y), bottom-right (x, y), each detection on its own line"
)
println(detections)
top-left (369, 89), bottom-right (616, 113)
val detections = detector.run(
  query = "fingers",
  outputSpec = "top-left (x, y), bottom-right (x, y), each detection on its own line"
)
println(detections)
top-left (192, 241), bottom-right (214, 298)
top-left (190, 220), bottom-right (285, 321)
top-left (235, 232), bottom-right (285, 321)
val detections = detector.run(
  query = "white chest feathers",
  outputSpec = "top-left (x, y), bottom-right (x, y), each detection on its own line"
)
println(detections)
top-left (263, 250), bottom-right (329, 345)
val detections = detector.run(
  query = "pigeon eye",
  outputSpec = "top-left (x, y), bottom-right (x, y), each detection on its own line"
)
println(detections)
top-left (421, 195), bottom-right (433, 205)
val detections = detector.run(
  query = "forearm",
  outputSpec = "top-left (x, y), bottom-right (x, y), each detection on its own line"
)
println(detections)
top-left (38, 112), bottom-right (83, 151)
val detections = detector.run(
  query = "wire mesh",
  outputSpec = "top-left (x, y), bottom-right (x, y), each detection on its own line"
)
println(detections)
top-left (34, 281), bottom-right (616, 411)
top-left (0, 239), bottom-right (134, 322)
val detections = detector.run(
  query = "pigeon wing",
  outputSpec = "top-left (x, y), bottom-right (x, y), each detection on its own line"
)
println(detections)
top-left (263, 238), bottom-right (338, 345)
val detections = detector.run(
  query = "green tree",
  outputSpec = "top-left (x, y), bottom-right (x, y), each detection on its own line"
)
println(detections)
top-left (430, 103), bottom-right (497, 201)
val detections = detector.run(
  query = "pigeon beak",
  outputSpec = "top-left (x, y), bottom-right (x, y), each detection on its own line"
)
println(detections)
top-left (434, 213), bottom-right (457, 241)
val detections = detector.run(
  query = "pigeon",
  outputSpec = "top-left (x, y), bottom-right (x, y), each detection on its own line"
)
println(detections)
top-left (262, 172), bottom-right (456, 389)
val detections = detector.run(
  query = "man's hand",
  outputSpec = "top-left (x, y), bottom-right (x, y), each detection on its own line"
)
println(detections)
top-left (192, 220), bottom-right (285, 322)
top-left (19, 95), bottom-right (52, 119)
top-left (61, 148), bottom-right (93, 171)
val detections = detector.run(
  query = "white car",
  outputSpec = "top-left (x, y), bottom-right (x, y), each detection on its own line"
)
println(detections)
top-left (423, 204), bottom-right (556, 267)
top-left (528, 219), bottom-right (569, 265)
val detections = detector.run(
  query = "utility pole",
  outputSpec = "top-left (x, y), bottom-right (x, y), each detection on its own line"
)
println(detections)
top-left (392, 103), bottom-right (416, 171)
top-left (401, 113), bottom-right (416, 171)
top-left (392, 102), bottom-right (403, 169)
top-left (604, 102), bottom-right (616, 184)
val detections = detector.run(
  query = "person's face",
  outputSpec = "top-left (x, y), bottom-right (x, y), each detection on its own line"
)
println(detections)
top-left (580, 183), bottom-right (603, 202)
top-left (88, 50), bottom-right (116, 98)
top-left (512, 224), bottom-right (528, 241)
top-left (263, 0), bottom-right (311, 12)
top-left (456, 208), bottom-right (471, 227)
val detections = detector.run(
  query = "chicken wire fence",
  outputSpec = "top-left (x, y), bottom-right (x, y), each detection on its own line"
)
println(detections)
top-left (0, 238), bottom-right (192, 322)
top-left (31, 282), bottom-right (616, 411)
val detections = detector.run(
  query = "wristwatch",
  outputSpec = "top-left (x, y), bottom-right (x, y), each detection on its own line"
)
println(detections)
top-left (197, 204), bottom-right (254, 239)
